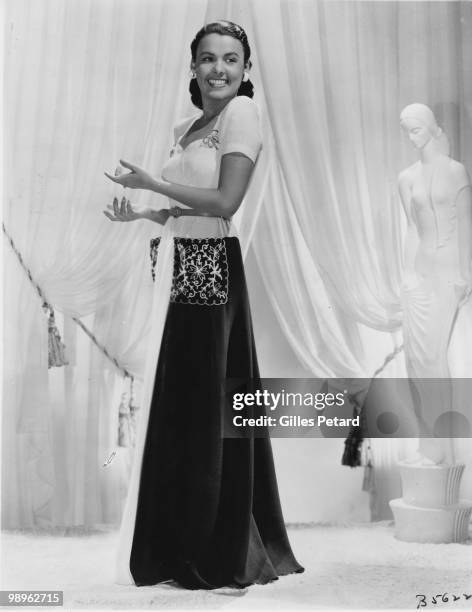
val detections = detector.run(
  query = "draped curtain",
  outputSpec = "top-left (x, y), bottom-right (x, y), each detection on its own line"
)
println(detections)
top-left (3, 0), bottom-right (471, 528)
top-left (3, 0), bottom-right (212, 528)
top-left (247, 0), bottom-right (472, 515)
top-left (250, 0), bottom-right (472, 377)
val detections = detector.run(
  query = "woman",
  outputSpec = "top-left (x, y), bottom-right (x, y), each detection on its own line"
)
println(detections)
top-left (104, 20), bottom-right (304, 590)
top-left (398, 103), bottom-right (472, 464)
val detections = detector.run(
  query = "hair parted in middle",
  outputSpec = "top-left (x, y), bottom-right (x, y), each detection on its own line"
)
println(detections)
top-left (189, 20), bottom-right (254, 109)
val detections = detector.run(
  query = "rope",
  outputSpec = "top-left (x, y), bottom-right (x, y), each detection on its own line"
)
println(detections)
top-left (2, 222), bottom-right (52, 310)
top-left (71, 315), bottom-right (136, 380)
top-left (371, 342), bottom-right (404, 379)
top-left (2, 222), bottom-right (136, 381)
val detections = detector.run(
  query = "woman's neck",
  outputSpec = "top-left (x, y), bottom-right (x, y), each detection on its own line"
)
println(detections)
top-left (201, 97), bottom-right (233, 121)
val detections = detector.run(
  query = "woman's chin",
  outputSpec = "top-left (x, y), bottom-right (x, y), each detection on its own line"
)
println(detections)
top-left (203, 87), bottom-right (236, 103)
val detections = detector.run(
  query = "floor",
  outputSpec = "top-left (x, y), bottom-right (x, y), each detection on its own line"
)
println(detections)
top-left (2, 522), bottom-right (472, 610)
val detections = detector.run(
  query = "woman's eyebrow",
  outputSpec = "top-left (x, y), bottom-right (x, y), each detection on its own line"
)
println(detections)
top-left (198, 51), bottom-right (241, 57)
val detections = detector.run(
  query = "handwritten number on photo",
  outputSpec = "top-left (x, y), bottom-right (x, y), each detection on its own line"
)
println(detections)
top-left (416, 593), bottom-right (472, 608)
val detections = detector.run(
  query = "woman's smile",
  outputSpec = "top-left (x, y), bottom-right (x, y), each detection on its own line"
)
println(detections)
top-left (208, 78), bottom-right (228, 88)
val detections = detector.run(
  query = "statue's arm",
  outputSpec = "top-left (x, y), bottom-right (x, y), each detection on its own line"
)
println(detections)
top-left (398, 169), bottom-right (418, 280)
top-left (455, 164), bottom-right (472, 287)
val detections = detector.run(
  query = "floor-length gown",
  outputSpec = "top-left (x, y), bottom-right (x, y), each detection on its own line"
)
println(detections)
top-left (401, 158), bottom-right (471, 440)
top-left (115, 95), bottom-right (304, 589)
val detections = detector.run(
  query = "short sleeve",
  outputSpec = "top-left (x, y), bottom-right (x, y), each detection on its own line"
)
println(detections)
top-left (219, 96), bottom-right (262, 163)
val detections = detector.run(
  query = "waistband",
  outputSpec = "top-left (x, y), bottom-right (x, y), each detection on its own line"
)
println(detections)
top-left (169, 206), bottom-right (227, 219)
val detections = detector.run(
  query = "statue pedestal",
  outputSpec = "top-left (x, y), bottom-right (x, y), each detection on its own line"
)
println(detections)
top-left (389, 463), bottom-right (472, 543)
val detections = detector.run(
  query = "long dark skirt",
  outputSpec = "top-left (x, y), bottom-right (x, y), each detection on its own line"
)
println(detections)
top-left (130, 236), bottom-right (304, 589)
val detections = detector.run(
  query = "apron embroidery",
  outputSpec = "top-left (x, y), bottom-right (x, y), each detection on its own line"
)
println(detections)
top-left (150, 237), bottom-right (228, 305)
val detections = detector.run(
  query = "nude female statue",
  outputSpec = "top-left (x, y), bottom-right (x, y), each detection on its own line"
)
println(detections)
top-left (398, 103), bottom-right (472, 464)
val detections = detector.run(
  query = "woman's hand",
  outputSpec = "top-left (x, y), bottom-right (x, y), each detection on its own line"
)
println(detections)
top-left (104, 159), bottom-right (154, 190)
top-left (103, 197), bottom-right (170, 226)
top-left (103, 196), bottom-right (147, 222)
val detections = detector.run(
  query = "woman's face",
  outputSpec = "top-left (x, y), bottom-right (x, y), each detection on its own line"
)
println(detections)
top-left (192, 33), bottom-right (247, 107)
top-left (400, 117), bottom-right (433, 150)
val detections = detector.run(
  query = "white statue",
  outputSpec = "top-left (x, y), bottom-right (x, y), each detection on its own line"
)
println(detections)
top-left (398, 103), bottom-right (472, 464)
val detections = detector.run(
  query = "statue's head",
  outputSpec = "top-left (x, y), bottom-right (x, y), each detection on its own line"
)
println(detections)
top-left (400, 103), bottom-right (449, 154)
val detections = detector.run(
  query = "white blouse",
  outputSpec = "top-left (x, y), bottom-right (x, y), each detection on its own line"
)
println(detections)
top-left (161, 95), bottom-right (263, 238)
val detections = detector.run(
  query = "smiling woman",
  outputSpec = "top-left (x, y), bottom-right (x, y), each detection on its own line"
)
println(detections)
top-left (189, 22), bottom-right (254, 112)
top-left (105, 20), bottom-right (304, 591)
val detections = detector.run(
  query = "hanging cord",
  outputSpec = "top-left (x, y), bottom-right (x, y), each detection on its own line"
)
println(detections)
top-left (342, 342), bottom-right (404, 469)
top-left (117, 376), bottom-right (140, 448)
top-left (2, 222), bottom-right (68, 368)
top-left (70, 315), bottom-right (135, 380)
top-left (3, 222), bottom-right (141, 448)
top-left (2, 222), bottom-right (137, 379)
top-left (371, 342), bottom-right (404, 378)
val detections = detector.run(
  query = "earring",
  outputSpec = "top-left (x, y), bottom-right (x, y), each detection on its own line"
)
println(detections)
top-left (189, 70), bottom-right (196, 79)
top-left (242, 71), bottom-right (249, 82)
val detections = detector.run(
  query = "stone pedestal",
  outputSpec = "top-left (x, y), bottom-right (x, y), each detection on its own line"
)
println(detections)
top-left (389, 463), bottom-right (472, 543)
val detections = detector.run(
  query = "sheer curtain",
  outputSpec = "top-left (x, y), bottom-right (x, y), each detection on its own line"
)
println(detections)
top-left (249, 0), bottom-right (471, 376)
top-left (247, 0), bottom-right (472, 516)
top-left (3, 0), bottom-right (471, 528)
top-left (3, 0), bottom-right (211, 528)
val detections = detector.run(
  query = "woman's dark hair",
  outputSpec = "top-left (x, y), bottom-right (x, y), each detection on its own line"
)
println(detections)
top-left (189, 20), bottom-right (254, 109)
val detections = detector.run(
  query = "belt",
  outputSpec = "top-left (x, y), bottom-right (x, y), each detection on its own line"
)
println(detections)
top-left (169, 206), bottom-right (223, 219)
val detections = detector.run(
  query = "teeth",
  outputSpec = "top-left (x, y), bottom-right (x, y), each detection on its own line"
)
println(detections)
top-left (209, 79), bottom-right (227, 87)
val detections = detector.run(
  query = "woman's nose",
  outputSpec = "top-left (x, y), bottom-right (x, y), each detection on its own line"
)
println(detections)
top-left (213, 59), bottom-right (225, 74)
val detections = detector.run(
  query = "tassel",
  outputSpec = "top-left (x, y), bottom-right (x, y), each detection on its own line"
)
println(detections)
top-left (45, 305), bottom-right (69, 368)
top-left (117, 390), bottom-right (131, 447)
top-left (361, 436), bottom-right (374, 492)
top-left (128, 377), bottom-right (139, 448)
top-left (341, 411), bottom-right (364, 466)
top-left (362, 459), bottom-right (375, 492)
top-left (342, 396), bottom-right (368, 467)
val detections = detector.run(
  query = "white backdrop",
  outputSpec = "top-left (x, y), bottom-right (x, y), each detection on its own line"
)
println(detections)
top-left (2, 0), bottom-right (472, 528)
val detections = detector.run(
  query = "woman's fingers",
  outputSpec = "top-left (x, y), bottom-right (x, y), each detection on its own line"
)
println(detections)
top-left (104, 171), bottom-right (121, 183)
top-left (119, 158), bottom-right (136, 172)
top-left (103, 210), bottom-right (122, 221)
top-left (104, 196), bottom-right (139, 222)
top-left (104, 171), bottom-right (130, 186)
top-left (103, 198), bottom-right (135, 221)
top-left (105, 198), bottom-right (123, 220)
